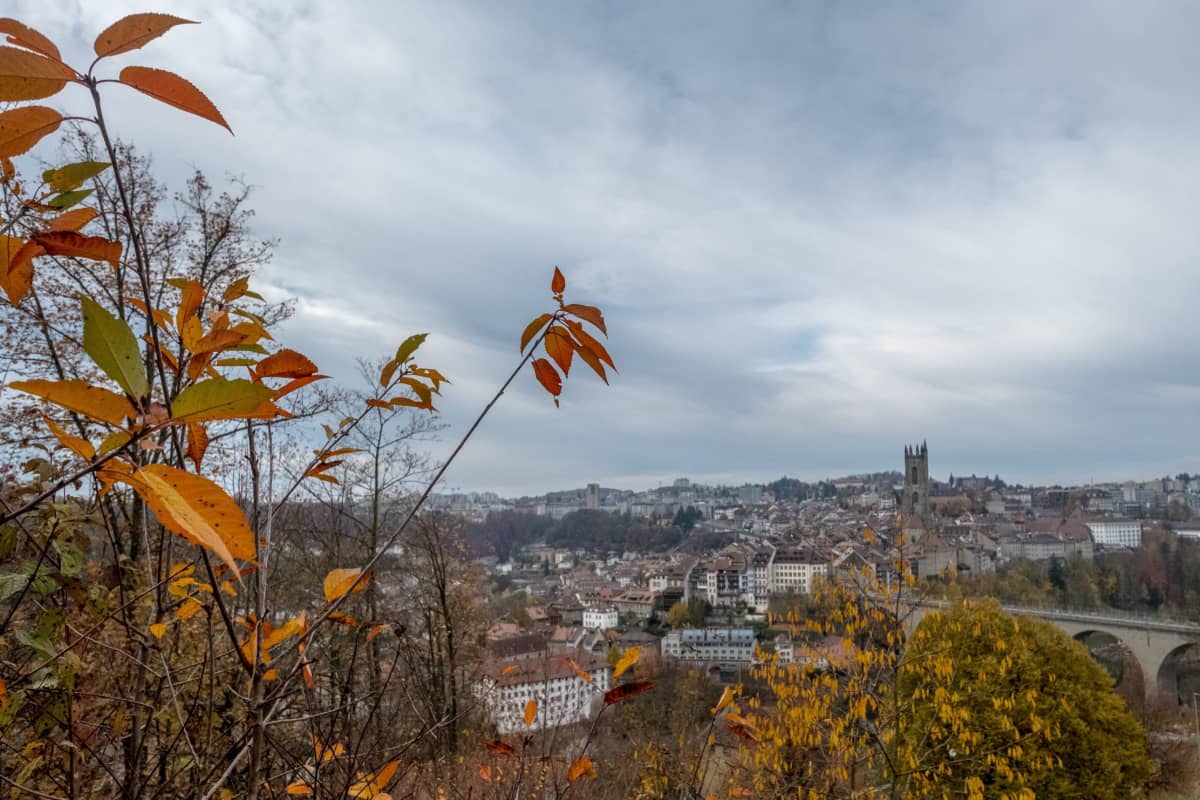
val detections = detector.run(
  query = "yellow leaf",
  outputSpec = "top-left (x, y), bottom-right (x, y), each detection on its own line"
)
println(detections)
top-left (613, 646), bottom-right (641, 680)
top-left (175, 597), bottom-right (203, 620)
top-left (124, 464), bottom-right (256, 576)
top-left (41, 414), bottom-right (94, 459)
top-left (524, 698), bottom-right (537, 727)
top-left (323, 567), bottom-right (370, 603)
top-left (10, 379), bottom-right (134, 426)
top-left (711, 686), bottom-right (735, 715)
top-left (149, 623), bottom-right (167, 639)
top-left (285, 780), bottom-right (312, 795)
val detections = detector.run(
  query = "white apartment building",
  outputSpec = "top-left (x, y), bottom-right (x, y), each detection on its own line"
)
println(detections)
top-left (582, 606), bottom-right (619, 630)
top-left (661, 628), bottom-right (756, 665)
top-left (769, 549), bottom-right (828, 595)
top-left (475, 651), bottom-right (612, 735)
top-left (1085, 519), bottom-right (1142, 549)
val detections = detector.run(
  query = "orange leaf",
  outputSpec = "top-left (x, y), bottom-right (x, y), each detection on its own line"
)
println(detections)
top-left (479, 764), bottom-right (491, 782)
top-left (125, 464), bottom-right (257, 575)
top-left (323, 568), bottom-right (370, 602)
top-left (366, 623), bottom-right (389, 642)
top-left (33, 231), bottom-right (121, 269)
top-left (559, 656), bottom-right (594, 686)
top-left (257, 348), bottom-right (318, 379)
top-left (9, 379), bottom-right (134, 426)
top-left (567, 756), bottom-right (595, 783)
top-left (531, 358), bottom-right (561, 403)
top-left (94, 14), bottom-right (197, 58)
top-left (524, 698), bottom-right (537, 728)
top-left (41, 414), bottom-right (94, 459)
top-left (285, 781), bottom-right (313, 796)
top-left (551, 266), bottom-right (565, 294)
top-left (564, 319), bottom-right (615, 370)
top-left (725, 722), bottom-right (758, 742)
top-left (0, 235), bottom-right (37, 305)
top-left (47, 207), bottom-right (98, 232)
top-left (327, 611), bottom-right (360, 628)
top-left (366, 398), bottom-right (391, 410)
top-left (348, 759), bottom-right (399, 798)
top-left (544, 326), bottom-right (573, 377)
top-left (613, 646), bottom-right (641, 680)
top-left (301, 662), bottom-right (315, 689)
top-left (484, 740), bottom-right (515, 756)
top-left (501, 664), bottom-right (519, 676)
top-left (711, 686), bottom-right (735, 715)
top-left (519, 312), bottom-right (552, 353)
top-left (186, 423), bottom-right (208, 471)
top-left (571, 340), bottom-right (608, 385)
top-left (562, 303), bottom-right (606, 335)
top-left (603, 680), bottom-right (654, 705)
top-left (0, 105), bottom-right (62, 158)
top-left (176, 278), bottom-right (203, 331)
top-left (0, 46), bottom-right (72, 102)
top-left (273, 374), bottom-right (327, 400)
top-left (190, 328), bottom-right (245, 355)
top-left (0, 19), bottom-right (62, 61)
top-left (119, 66), bottom-right (231, 133)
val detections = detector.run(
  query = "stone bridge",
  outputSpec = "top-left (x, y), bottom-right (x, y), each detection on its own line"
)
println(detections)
top-left (905, 602), bottom-right (1200, 702)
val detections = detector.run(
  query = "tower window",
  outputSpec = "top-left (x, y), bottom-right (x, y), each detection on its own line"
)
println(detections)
top-left (911, 466), bottom-right (918, 483)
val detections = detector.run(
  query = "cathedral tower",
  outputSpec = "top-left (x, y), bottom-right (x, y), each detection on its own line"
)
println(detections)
top-left (903, 441), bottom-right (930, 518)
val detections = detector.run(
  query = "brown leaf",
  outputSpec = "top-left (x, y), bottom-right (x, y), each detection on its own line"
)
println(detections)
top-left (176, 278), bottom-right (203, 331)
top-left (519, 312), bottom-right (552, 353)
top-left (551, 266), bottom-right (565, 294)
top-left (118, 66), bottom-right (231, 133)
top-left (0, 46), bottom-right (72, 102)
top-left (603, 680), bottom-right (654, 705)
top-left (484, 740), bottom-right (515, 756)
top-left (531, 358), bottom-right (561, 404)
top-left (0, 19), bottom-right (62, 61)
top-left (186, 423), bottom-right (208, 471)
top-left (544, 325), bottom-right (573, 377)
top-left (32, 231), bottom-right (121, 269)
top-left (562, 303), bottom-right (606, 335)
top-left (257, 348), bottom-right (318, 379)
top-left (0, 105), bottom-right (62, 158)
top-left (94, 14), bottom-right (197, 58)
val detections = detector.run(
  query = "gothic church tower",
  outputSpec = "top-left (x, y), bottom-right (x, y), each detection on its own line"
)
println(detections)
top-left (903, 441), bottom-right (930, 518)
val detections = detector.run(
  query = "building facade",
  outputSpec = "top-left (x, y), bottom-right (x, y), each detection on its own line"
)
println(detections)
top-left (661, 628), bottom-right (756, 665)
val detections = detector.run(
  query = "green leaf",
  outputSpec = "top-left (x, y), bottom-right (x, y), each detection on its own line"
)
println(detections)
top-left (42, 161), bottom-right (110, 193)
top-left (46, 188), bottom-right (94, 209)
top-left (81, 296), bottom-right (149, 399)
top-left (394, 333), bottom-right (427, 364)
top-left (52, 539), bottom-right (83, 578)
top-left (171, 377), bottom-right (274, 423)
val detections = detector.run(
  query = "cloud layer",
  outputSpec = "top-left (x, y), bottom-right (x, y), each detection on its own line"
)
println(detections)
top-left (21, 1), bottom-right (1200, 493)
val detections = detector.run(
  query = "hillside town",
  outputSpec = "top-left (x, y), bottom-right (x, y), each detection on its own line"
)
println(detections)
top-left (460, 444), bottom-right (1200, 734)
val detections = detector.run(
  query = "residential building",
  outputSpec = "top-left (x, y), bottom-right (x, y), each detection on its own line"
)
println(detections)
top-left (582, 606), bottom-right (619, 630)
top-left (475, 648), bottom-right (611, 734)
top-left (661, 628), bottom-right (756, 665)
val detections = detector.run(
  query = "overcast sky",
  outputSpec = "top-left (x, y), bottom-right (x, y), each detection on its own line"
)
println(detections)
top-left (18, 1), bottom-right (1200, 495)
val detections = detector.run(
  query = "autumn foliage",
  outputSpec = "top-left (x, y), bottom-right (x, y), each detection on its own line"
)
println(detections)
top-left (0, 11), bottom-right (622, 799)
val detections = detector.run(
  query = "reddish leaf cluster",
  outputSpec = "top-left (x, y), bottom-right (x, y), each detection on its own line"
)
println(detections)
top-left (522, 266), bottom-right (615, 406)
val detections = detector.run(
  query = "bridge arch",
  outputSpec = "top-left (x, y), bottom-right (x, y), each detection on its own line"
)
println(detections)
top-left (1156, 642), bottom-right (1200, 704)
top-left (1072, 629), bottom-right (1146, 710)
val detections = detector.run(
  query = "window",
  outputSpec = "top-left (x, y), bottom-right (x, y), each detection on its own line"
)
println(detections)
top-left (911, 466), bottom-right (918, 483)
